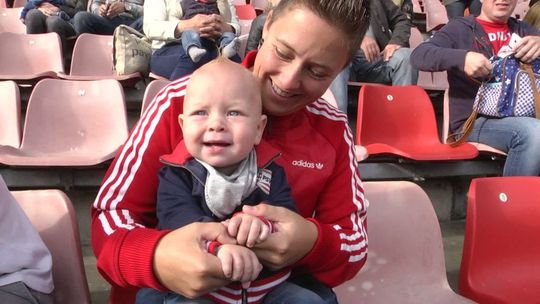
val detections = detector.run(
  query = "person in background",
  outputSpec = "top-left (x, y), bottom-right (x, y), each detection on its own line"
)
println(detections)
top-left (23, 0), bottom-right (87, 70)
top-left (411, 0), bottom-right (540, 176)
top-left (72, 0), bottom-right (144, 35)
top-left (144, 0), bottom-right (240, 80)
top-left (92, 1), bottom-right (370, 302)
top-left (20, 0), bottom-right (70, 22)
top-left (245, 0), bottom-right (281, 53)
top-left (0, 175), bottom-right (54, 304)
top-left (180, 0), bottom-right (239, 63)
top-left (444, 0), bottom-right (481, 20)
top-left (329, 0), bottom-right (417, 114)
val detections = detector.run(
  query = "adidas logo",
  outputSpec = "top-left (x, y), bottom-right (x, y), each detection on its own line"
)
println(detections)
top-left (292, 160), bottom-right (324, 170)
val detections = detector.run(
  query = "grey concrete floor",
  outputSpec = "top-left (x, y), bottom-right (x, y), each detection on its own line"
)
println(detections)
top-left (71, 189), bottom-right (467, 304)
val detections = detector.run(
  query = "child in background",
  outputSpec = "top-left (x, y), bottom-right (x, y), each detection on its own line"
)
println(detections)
top-left (135, 58), bottom-right (328, 304)
top-left (180, 0), bottom-right (238, 63)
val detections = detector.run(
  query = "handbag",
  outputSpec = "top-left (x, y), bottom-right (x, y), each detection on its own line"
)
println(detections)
top-left (447, 55), bottom-right (540, 146)
top-left (113, 25), bottom-right (152, 75)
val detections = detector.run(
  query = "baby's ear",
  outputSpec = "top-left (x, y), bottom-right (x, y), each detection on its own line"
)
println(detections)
top-left (178, 114), bottom-right (184, 130)
top-left (255, 114), bottom-right (268, 144)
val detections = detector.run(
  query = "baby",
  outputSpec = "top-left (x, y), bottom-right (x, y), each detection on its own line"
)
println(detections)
top-left (135, 59), bottom-right (329, 304)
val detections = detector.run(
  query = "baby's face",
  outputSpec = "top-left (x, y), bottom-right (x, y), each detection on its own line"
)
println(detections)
top-left (180, 64), bottom-right (266, 174)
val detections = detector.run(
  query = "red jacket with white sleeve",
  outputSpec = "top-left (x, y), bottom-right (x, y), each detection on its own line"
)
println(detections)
top-left (91, 51), bottom-right (368, 303)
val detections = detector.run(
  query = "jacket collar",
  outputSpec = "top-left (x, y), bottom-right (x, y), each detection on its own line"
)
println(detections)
top-left (160, 139), bottom-right (281, 168)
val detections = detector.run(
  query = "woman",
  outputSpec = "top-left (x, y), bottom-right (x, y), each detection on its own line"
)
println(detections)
top-left (24, 0), bottom-right (86, 68)
top-left (92, 1), bottom-right (370, 303)
top-left (143, 0), bottom-right (241, 80)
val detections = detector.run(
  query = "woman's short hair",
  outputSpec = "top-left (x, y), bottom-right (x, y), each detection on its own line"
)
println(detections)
top-left (267, 0), bottom-right (370, 60)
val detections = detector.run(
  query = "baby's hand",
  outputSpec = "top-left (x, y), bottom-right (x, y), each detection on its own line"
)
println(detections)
top-left (224, 213), bottom-right (271, 247)
top-left (216, 244), bottom-right (262, 284)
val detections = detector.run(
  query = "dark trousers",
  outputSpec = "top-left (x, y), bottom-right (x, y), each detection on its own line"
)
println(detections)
top-left (445, 0), bottom-right (482, 19)
top-left (72, 11), bottom-right (135, 35)
top-left (0, 282), bottom-right (53, 304)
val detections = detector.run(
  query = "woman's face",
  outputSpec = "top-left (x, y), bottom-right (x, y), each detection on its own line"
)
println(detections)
top-left (252, 7), bottom-right (350, 116)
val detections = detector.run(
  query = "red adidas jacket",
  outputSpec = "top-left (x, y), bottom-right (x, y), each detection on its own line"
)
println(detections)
top-left (91, 52), bottom-right (368, 303)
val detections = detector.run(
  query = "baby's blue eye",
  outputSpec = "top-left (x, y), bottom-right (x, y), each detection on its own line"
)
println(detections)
top-left (228, 111), bottom-right (240, 116)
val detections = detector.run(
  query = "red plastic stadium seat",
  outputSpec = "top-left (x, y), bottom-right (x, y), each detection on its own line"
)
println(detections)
top-left (58, 33), bottom-right (143, 86)
top-left (0, 80), bottom-right (21, 148)
top-left (335, 181), bottom-right (474, 304)
top-left (11, 189), bottom-right (91, 304)
top-left (0, 32), bottom-right (64, 84)
top-left (460, 177), bottom-right (540, 303)
top-left (442, 89), bottom-right (507, 156)
top-left (355, 84), bottom-right (478, 160)
top-left (141, 78), bottom-right (170, 116)
top-left (0, 7), bottom-right (26, 33)
top-left (235, 4), bottom-right (256, 20)
top-left (0, 78), bottom-right (128, 166)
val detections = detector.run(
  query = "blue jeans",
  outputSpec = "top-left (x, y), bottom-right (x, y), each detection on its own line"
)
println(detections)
top-left (469, 116), bottom-right (540, 176)
top-left (136, 276), bottom-right (337, 304)
top-left (445, 0), bottom-right (482, 19)
top-left (329, 47), bottom-right (418, 113)
top-left (150, 40), bottom-right (241, 81)
top-left (181, 30), bottom-right (236, 54)
top-left (72, 11), bottom-right (136, 35)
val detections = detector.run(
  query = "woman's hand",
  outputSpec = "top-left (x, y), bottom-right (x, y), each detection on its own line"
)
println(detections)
top-left (37, 2), bottom-right (60, 16)
top-left (153, 222), bottom-right (236, 298)
top-left (241, 204), bottom-right (318, 271)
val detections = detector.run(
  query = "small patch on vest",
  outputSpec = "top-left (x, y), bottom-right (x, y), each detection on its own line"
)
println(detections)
top-left (257, 169), bottom-right (272, 195)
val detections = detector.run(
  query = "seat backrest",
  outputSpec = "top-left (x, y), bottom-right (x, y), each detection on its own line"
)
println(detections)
top-left (321, 88), bottom-right (338, 109)
top-left (251, 0), bottom-right (268, 11)
top-left (409, 26), bottom-right (425, 49)
top-left (235, 4), bottom-right (257, 20)
top-left (11, 189), bottom-right (91, 304)
top-left (0, 80), bottom-right (21, 147)
top-left (335, 181), bottom-right (454, 303)
top-left (70, 33), bottom-right (114, 77)
top-left (141, 79), bottom-right (170, 116)
top-left (512, 1), bottom-right (529, 19)
top-left (0, 7), bottom-right (26, 33)
top-left (424, 0), bottom-right (449, 32)
top-left (460, 177), bottom-right (540, 303)
top-left (355, 84), bottom-right (440, 147)
top-left (0, 32), bottom-right (64, 75)
top-left (21, 78), bottom-right (128, 163)
top-left (12, 0), bottom-right (25, 8)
